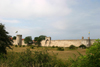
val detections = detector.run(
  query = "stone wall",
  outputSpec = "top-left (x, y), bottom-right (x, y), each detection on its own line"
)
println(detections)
top-left (41, 38), bottom-right (96, 47)
top-left (13, 40), bottom-right (17, 45)
top-left (12, 35), bottom-right (96, 47)
top-left (13, 40), bottom-right (29, 45)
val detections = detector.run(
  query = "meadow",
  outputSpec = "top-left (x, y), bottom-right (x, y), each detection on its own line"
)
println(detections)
top-left (7, 45), bottom-right (86, 61)
top-left (1, 44), bottom-right (99, 67)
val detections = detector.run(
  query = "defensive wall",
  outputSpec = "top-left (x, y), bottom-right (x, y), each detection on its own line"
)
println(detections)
top-left (41, 37), bottom-right (95, 47)
top-left (13, 35), bottom-right (96, 47)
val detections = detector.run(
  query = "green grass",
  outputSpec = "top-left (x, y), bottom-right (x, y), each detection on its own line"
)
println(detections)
top-left (0, 46), bottom-right (87, 67)
top-left (7, 46), bottom-right (86, 61)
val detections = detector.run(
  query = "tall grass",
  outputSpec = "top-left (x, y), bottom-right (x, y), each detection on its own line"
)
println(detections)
top-left (0, 49), bottom-right (69, 67)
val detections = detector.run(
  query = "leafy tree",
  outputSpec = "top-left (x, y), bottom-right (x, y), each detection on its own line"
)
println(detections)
top-left (0, 23), bottom-right (13, 54)
top-left (34, 37), bottom-right (39, 41)
top-left (12, 36), bottom-right (16, 40)
top-left (69, 45), bottom-right (76, 49)
top-left (39, 35), bottom-right (46, 40)
top-left (24, 36), bottom-right (32, 45)
top-left (34, 35), bottom-right (46, 46)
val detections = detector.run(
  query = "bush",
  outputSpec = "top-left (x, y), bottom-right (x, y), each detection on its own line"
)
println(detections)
top-left (57, 47), bottom-right (64, 51)
top-left (56, 46), bottom-right (58, 48)
top-left (30, 45), bottom-right (34, 49)
top-left (52, 46), bottom-right (55, 48)
top-left (19, 45), bottom-right (21, 47)
top-left (69, 45), bottom-right (76, 49)
top-left (79, 44), bottom-right (86, 49)
top-left (15, 45), bottom-right (18, 47)
top-left (22, 45), bottom-right (25, 47)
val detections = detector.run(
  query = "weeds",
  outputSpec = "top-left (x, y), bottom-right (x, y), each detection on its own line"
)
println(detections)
top-left (15, 45), bottom-right (18, 47)
top-left (57, 47), bottom-right (64, 51)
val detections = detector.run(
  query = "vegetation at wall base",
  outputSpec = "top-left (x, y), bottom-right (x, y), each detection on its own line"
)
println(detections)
top-left (57, 47), bottom-right (64, 51)
top-left (56, 46), bottom-right (58, 48)
top-left (22, 45), bottom-right (25, 47)
top-left (52, 45), bottom-right (55, 48)
top-left (69, 45), bottom-right (76, 49)
top-left (15, 45), bottom-right (18, 47)
top-left (79, 44), bottom-right (86, 49)
top-left (19, 45), bottom-right (21, 47)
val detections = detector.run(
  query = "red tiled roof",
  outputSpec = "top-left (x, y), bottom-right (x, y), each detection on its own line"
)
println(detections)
top-left (10, 37), bottom-right (13, 40)
top-left (22, 39), bottom-right (24, 40)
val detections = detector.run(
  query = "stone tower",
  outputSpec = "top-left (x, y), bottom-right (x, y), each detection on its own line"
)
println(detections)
top-left (16, 35), bottom-right (22, 45)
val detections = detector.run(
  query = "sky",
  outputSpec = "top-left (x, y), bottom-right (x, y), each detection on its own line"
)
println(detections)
top-left (0, 0), bottom-right (100, 40)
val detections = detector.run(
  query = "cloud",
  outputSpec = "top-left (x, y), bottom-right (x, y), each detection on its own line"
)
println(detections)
top-left (0, 18), bottom-right (20, 23)
top-left (0, 0), bottom-right (72, 18)
top-left (51, 20), bottom-right (68, 30)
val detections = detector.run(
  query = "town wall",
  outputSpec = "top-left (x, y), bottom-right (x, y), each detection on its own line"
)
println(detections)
top-left (41, 37), bottom-right (96, 47)
top-left (12, 35), bottom-right (96, 47)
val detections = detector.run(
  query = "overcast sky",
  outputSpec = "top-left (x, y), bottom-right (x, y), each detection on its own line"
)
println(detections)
top-left (0, 0), bottom-right (100, 40)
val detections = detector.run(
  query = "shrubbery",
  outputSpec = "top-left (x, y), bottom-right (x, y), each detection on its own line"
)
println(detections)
top-left (52, 45), bottom-right (55, 48)
top-left (79, 44), bottom-right (86, 49)
top-left (57, 47), bottom-right (64, 51)
top-left (56, 46), bottom-right (58, 48)
top-left (69, 45), bottom-right (76, 49)
top-left (0, 49), bottom-right (67, 67)
top-left (19, 45), bottom-right (22, 47)
top-left (15, 45), bottom-right (18, 47)
top-left (22, 45), bottom-right (25, 47)
top-left (30, 45), bottom-right (34, 49)
top-left (52, 46), bottom-right (58, 48)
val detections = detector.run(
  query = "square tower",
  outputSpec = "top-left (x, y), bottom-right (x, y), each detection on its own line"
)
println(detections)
top-left (16, 35), bottom-right (22, 45)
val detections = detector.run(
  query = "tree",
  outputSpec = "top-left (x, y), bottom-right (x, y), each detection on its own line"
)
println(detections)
top-left (24, 36), bottom-right (32, 45)
top-left (34, 37), bottom-right (39, 41)
top-left (39, 35), bottom-right (46, 40)
top-left (13, 36), bottom-right (16, 40)
top-left (0, 23), bottom-right (13, 54)
top-left (34, 35), bottom-right (46, 46)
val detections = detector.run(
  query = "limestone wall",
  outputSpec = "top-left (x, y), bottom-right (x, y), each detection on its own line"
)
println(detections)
top-left (41, 39), bottom-right (96, 47)
top-left (22, 40), bottom-right (27, 45)
top-left (13, 40), bottom-right (17, 45)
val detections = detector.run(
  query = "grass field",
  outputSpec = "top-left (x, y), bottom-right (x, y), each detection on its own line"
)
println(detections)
top-left (7, 46), bottom-right (86, 61)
